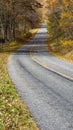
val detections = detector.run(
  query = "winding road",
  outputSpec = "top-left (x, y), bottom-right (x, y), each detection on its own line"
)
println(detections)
top-left (7, 25), bottom-right (73, 130)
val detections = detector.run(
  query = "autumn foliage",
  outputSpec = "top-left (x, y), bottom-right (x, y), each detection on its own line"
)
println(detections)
top-left (47, 0), bottom-right (73, 41)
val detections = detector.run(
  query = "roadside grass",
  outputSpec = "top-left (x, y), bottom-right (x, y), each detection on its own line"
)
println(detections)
top-left (0, 29), bottom-right (39, 130)
top-left (45, 33), bottom-right (73, 63)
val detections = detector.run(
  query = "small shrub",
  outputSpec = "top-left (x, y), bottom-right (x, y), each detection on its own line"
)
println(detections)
top-left (9, 41), bottom-right (17, 46)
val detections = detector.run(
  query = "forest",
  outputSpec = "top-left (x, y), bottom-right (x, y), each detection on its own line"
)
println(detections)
top-left (0, 0), bottom-right (42, 42)
top-left (46, 0), bottom-right (73, 62)
top-left (0, 0), bottom-right (72, 45)
top-left (47, 0), bottom-right (73, 39)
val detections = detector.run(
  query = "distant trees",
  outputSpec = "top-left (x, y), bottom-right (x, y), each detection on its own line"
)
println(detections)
top-left (60, 0), bottom-right (73, 40)
top-left (0, 0), bottom-right (42, 42)
top-left (47, 0), bottom-right (73, 41)
top-left (47, 0), bottom-right (63, 39)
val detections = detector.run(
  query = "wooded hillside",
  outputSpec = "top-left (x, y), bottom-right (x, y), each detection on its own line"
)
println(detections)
top-left (46, 0), bottom-right (73, 62)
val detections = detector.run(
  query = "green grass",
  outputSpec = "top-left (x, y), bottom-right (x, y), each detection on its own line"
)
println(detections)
top-left (0, 29), bottom-right (39, 130)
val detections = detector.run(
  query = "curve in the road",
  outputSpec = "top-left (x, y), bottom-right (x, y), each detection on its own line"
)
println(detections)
top-left (30, 46), bottom-right (73, 81)
top-left (7, 25), bottom-right (73, 130)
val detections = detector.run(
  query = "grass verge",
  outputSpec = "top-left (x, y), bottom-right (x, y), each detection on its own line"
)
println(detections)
top-left (0, 29), bottom-right (39, 130)
top-left (45, 33), bottom-right (73, 63)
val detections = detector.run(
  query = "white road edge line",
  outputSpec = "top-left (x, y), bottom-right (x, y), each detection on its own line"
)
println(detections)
top-left (30, 46), bottom-right (73, 81)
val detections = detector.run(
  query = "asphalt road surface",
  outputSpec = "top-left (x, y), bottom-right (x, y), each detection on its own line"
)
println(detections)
top-left (7, 25), bottom-right (73, 130)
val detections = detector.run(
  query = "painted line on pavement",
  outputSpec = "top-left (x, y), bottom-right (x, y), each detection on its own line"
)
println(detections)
top-left (30, 46), bottom-right (73, 81)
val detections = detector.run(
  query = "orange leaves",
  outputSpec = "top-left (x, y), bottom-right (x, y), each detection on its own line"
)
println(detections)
top-left (49, 0), bottom-right (56, 9)
top-left (50, 0), bottom-right (55, 5)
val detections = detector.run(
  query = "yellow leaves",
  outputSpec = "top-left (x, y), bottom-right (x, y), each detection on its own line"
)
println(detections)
top-left (61, 12), bottom-right (73, 19)
top-left (9, 41), bottom-right (17, 47)
top-left (63, 0), bottom-right (72, 6)
top-left (60, 12), bottom-right (73, 28)
top-left (60, 40), bottom-right (73, 47)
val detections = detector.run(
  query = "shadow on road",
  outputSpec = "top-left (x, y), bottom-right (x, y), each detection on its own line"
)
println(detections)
top-left (0, 31), bottom-right (48, 55)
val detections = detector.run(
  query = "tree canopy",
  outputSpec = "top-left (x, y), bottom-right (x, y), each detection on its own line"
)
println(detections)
top-left (0, 0), bottom-right (42, 42)
top-left (47, 0), bottom-right (73, 40)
